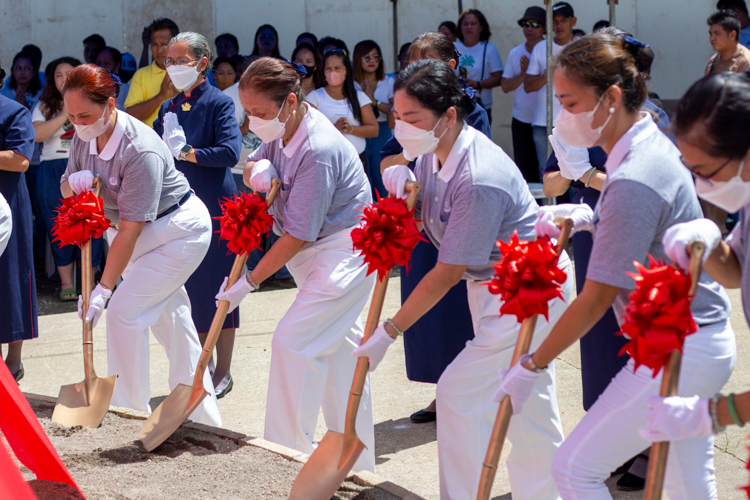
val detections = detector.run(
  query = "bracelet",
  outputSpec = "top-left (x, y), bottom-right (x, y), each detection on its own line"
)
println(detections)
top-left (524, 353), bottom-right (546, 373)
top-left (386, 318), bottom-right (403, 337)
top-left (584, 168), bottom-right (596, 188)
top-left (246, 272), bottom-right (259, 289)
top-left (727, 393), bottom-right (745, 427)
top-left (710, 393), bottom-right (726, 434)
top-left (476, 81), bottom-right (482, 90)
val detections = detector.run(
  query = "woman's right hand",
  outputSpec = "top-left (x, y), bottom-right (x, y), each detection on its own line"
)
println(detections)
top-left (535, 204), bottom-right (594, 238)
top-left (215, 274), bottom-right (256, 313)
top-left (249, 159), bottom-right (278, 193)
top-left (639, 395), bottom-right (715, 442)
top-left (662, 219), bottom-right (722, 271)
top-left (334, 117), bottom-right (349, 134)
top-left (382, 165), bottom-right (416, 199)
top-left (68, 170), bottom-right (95, 194)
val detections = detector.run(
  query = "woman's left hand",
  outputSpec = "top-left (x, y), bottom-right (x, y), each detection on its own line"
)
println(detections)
top-left (162, 112), bottom-right (187, 159)
top-left (491, 354), bottom-right (541, 414)
top-left (351, 324), bottom-right (396, 372)
top-left (639, 395), bottom-right (714, 442)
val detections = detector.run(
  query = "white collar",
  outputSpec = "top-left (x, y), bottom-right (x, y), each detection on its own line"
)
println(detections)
top-left (604, 113), bottom-right (658, 174)
top-left (279, 103), bottom-right (311, 158)
top-left (89, 110), bottom-right (125, 161)
top-left (432, 122), bottom-right (474, 182)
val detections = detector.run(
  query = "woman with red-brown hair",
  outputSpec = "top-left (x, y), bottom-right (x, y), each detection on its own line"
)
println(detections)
top-left (59, 64), bottom-right (221, 427)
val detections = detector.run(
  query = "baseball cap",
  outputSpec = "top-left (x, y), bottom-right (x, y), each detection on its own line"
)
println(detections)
top-left (120, 52), bottom-right (137, 72)
top-left (553, 2), bottom-right (575, 18)
top-left (518, 6), bottom-right (546, 26)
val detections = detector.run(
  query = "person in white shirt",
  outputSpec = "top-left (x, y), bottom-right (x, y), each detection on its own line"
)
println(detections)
top-left (502, 6), bottom-right (547, 183)
top-left (525, 1), bottom-right (577, 179)
top-left (454, 8), bottom-right (503, 123)
top-left (305, 48), bottom-right (378, 162)
top-left (718, 0), bottom-right (750, 48)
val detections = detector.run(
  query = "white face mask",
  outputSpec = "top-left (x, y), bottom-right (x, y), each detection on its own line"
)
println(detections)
top-left (695, 159), bottom-right (750, 213)
top-left (554, 93), bottom-right (614, 149)
top-left (249, 100), bottom-right (291, 143)
top-left (167, 64), bottom-right (201, 90)
top-left (394, 115), bottom-right (447, 159)
top-left (74, 105), bottom-right (110, 142)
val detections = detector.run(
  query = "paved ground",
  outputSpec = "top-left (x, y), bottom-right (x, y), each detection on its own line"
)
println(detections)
top-left (11, 272), bottom-right (750, 499)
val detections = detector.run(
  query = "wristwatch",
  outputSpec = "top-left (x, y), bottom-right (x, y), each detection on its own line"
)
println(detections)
top-left (178, 144), bottom-right (192, 161)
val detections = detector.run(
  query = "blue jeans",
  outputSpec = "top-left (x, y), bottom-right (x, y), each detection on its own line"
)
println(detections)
top-left (365, 122), bottom-right (391, 199)
top-left (532, 125), bottom-right (550, 182)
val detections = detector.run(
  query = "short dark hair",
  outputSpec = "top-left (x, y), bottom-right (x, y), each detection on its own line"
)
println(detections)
top-left (395, 59), bottom-right (476, 121)
top-left (148, 18), bottom-right (179, 39)
top-left (21, 44), bottom-right (42, 65)
top-left (439, 21), bottom-right (457, 35)
top-left (398, 42), bottom-right (411, 58)
top-left (457, 9), bottom-right (492, 42)
top-left (593, 20), bottom-right (610, 32)
top-left (213, 56), bottom-right (237, 72)
top-left (83, 34), bottom-right (106, 48)
top-left (296, 32), bottom-right (319, 49)
top-left (717, 0), bottom-right (749, 15)
top-left (319, 37), bottom-right (349, 54)
top-left (97, 47), bottom-right (122, 67)
top-left (708, 10), bottom-right (742, 39)
top-left (215, 33), bottom-right (239, 52)
top-left (675, 71), bottom-right (750, 158)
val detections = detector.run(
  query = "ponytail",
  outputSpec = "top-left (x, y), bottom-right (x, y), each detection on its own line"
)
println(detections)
top-left (394, 59), bottom-right (474, 121)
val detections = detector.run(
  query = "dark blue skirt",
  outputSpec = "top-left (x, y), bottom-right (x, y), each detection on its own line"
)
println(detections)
top-left (402, 237), bottom-right (474, 383)
top-left (365, 122), bottom-right (391, 200)
top-left (0, 170), bottom-right (38, 343)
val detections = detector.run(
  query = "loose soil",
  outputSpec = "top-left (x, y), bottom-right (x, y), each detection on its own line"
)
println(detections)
top-left (18, 399), bottom-right (398, 500)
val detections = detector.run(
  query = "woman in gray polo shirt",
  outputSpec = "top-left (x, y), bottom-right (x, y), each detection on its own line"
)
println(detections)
top-left (215, 58), bottom-right (377, 472)
top-left (496, 35), bottom-right (735, 500)
top-left (59, 64), bottom-right (221, 427)
top-left (354, 59), bottom-right (574, 499)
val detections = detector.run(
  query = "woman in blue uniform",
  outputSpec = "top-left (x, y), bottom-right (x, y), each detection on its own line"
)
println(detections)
top-left (377, 32), bottom-right (490, 423)
top-left (0, 75), bottom-right (38, 383)
top-left (154, 32), bottom-right (241, 398)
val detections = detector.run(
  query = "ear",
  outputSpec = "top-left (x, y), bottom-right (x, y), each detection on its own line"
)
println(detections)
top-left (605, 85), bottom-right (622, 111)
top-left (287, 92), bottom-right (298, 109)
top-left (448, 59), bottom-right (457, 70)
top-left (445, 106), bottom-right (458, 129)
top-left (571, 17), bottom-right (578, 28)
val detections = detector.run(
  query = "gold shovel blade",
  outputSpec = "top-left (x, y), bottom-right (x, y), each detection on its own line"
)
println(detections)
top-left (137, 383), bottom-right (209, 452)
top-left (288, 431), bottom-right (365, 500)
top-left (51, 375), bottom-right (117, 428)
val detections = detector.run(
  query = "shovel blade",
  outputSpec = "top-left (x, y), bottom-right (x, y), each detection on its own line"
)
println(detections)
top-left (138, 383), bottom-right (208, 452)
top-left (51, 375), bottom-right (117, 428)
top-left (288, 431), bottom-right (365, 500)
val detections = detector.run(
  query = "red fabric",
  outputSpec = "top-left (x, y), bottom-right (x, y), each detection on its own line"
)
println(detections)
top-left (486, 232), bottom-right (567, 322)
top-left (351, 194), bottom-right (426, 280)
top-left (0, 438), bottom-right (36, 500)
top-left (52, 191), bottom-right (111, 247)
top-left (617, 256), bottom-right (698, 377)
top-left (215, 192), bottom-right (274, 255)
top-left (0, 362), bottom-right (82, 495)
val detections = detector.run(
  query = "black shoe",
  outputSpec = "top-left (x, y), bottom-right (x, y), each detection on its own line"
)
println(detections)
top-left (611, 456), bottom-right (637, 477)
top-left (12, 364), bottom-right (24, 384)
top-left (409, 409), bottom-right (436, 424)
top-left (616, 472), bottom-right (645, 491)
top-left (215, 376), bottom-right (233, 399)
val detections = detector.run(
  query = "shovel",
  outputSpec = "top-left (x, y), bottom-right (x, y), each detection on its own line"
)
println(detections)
top-left (138, 178), bottom-right (282, 452)
top-left (52, 177), bottom-right (117, 429)
top-left (476, 217), bottom-right (573, 500)
top-left (288, 181), bottom-right (422, 500)
top-left (644, 241), bottom-right (705, 500)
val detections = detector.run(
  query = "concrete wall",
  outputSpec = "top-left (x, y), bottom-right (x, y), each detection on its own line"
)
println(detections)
top-left (1, 0), bottom-right (718, 154)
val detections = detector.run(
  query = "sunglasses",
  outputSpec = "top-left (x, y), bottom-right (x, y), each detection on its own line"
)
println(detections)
top-left (363, 54), bottom-right (381, 63)
top-left (324, 48), bottom-right (348, 57)
top-left (680, 155), bottom-right (734, 186)
top-left (520, 21), bottom-right (543, 29)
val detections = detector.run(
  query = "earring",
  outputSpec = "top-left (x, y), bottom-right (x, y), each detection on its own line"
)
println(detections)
top-left (609, 107), bottom-right (615, 114)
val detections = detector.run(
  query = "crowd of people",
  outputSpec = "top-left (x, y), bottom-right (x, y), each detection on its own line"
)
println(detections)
top-left (3, 0), bottom-right (750, 498)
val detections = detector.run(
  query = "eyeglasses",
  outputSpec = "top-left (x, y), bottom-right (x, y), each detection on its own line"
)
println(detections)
top-left (520, 21), bottom-right (543, 29)
top-left (680, 155), bottom-right (734, 186)
top-left (363, 54), bottom-right (381, 63)
top-left (323, 48), bottom-right (348, 57)
top-left (164, 58), bottom-right (200, 67)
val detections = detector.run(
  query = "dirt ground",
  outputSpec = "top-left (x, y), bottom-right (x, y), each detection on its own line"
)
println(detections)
top-left (16, 399), bottom-right (397, 500)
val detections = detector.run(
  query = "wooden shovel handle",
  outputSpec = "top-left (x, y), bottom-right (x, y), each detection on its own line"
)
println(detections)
top-left (644, 241), bottom-right (705, 500)
top-left (404, 180), bottom-right (421, 212)
top-left (264, 178), bottom-right (282, 207)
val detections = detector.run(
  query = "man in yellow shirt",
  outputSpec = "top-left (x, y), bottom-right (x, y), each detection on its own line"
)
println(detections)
top-left (125, 18), bottom-right (180, 128)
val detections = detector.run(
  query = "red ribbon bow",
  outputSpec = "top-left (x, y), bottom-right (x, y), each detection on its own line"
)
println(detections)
top-left (51, 191), bottom-right (111, 247)
top-left (351, 194), bottom-right (426, 280)
top-left (215, 192), bottom-right (274, 255)
top-left (617, 256), bottom-right (697, 377)
top-left (487, 232), bottom-right (567, 323)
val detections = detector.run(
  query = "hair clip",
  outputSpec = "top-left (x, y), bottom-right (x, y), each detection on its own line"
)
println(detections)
top-left (107, 70), bottom-right (122, 86)
top-left (290, 61), bottom-right (308, 77)
top-left (459, 77), bottom-right (477, 99)
top-left (454, 48), bottom-right (462, 58)
top-left (623, 35), bottom-right (650, 50)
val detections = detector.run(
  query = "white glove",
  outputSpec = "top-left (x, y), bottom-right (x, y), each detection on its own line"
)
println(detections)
top-left (215, 273), bottom-right (256, 313)
top-left (77, 284), bottom-right (112, 329)
top-left (662, 219), bottom-right (722, 271)
top-left (549, 128), bottom-right (593, 181)
top-left (639, 395), bottom-right (714, 442)
top-left (68, 170), bottom-right (95, 194)
top-left (535, 204), bottom-right (594, 239)
top-left (491, 354), bottom-right (541, 415)
top-left (351, 324), bottom-right (397, 372)
top-left (249, 159), bottom-right (278, 193)
top-left (382, 165), bottom-right (416, 199)
top-left (162, 112), bottom-right (187, 159)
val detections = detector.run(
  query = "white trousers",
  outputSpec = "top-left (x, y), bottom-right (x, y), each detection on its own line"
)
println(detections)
top-left (552, 319), bottom-right (735, 500)
top-left (0, 193), bottom-right (11, 257)
top-left (436, 252), bottom-right (573, 500)
top-left (263, 227), bottom-right (377, 473)
top-left (105, 196), bottom-right (221, 427)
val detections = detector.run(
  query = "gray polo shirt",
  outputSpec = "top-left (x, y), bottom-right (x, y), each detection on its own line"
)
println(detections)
top-left (588, 114), bottom-right (730, 326)
top-left (61, 110), bottom-right (189, 226)
top-left (726, 205), bottom-right (750, 323)
top-left (414, 122), bottom-right (539, 281)
top-left (246, 105), bottom-right (372, 241)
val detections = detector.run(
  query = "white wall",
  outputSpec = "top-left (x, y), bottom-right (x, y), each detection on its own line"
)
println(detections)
top-left (1, 0), bottom-right (718, 154)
